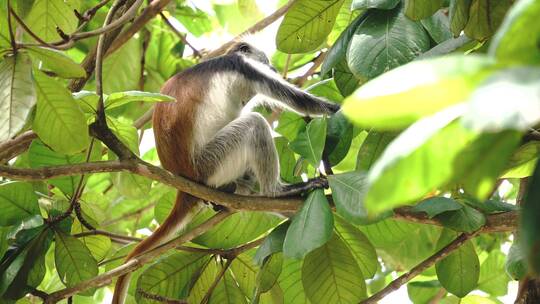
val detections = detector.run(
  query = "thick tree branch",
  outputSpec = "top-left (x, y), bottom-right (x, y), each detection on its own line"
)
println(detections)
top-left (0, 160), bottom-right (518, 232)
top-left (44, 211), bottom-right (232, 303)
top-left (361, 231), bottom-right (480, 304)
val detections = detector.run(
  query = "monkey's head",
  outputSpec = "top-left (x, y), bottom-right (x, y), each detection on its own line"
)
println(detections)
top-left (228, 42), bottom-right (271, 66)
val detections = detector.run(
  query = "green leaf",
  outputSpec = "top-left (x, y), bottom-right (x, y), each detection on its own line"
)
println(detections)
top-left (28, 140), bottom-right (85, 195)
top-left (334, 216), bottom-right (378, 279)
top-left (71, 221), bottom-right (111, 262)
top-left (356, 131), bottom-right (397, 171)
top-left (283, 190), bottom-right (333, 259)
top-left (278, 258), bottom-right (309, 304)
top-left (364, 107), bottom-right (477, 214)
top-left (352, 0), bottom-right (400, 10)
top-left (342, 55), bottom-right (494, 130)
top-left (464, 0), bottom-right (513, 41)
top-left (322, 13), bottom-right (367, 76)
top-left (407, 281), bottom-right (442, 304)
top-left (521, 159), bottom-right (540, 275)
top-left (210, 271), bottom-right (248, 304)
top-left (256, 253), bottom-right (283, 293)
top-left (0, 227), bottom-right (52, 300)
top-left (435, 204), bottom-right (486, 233)
top-left (404, 0), bottom-right (443, 20)
top-left (33, 71), bottom-right (89, 154)
top-left (307, 79), bottom-right (344, 104)
top-left (490, 0), bottom-right (540, 65)
top-left (276, 111), bottom-right (306, 142)
top-left (347, 6), bottom-right (430, 80)
top-left (503, 142), bottom-right (540, 178)
top-left (192, 210), bottom-right (281, 249)
top-left (255, 221), bottom-right (289, 265)
top-left (54, 231), bottom-right (98, 294)
top-left (478, 250), bottom-right (510, 296)
top-left (435, 230), bottom-right (479, 297)
top-left (275, 137), bottom-right (301, 183)
top-left (302, 234), bottom-right (366, 303)
top-left (175, 6), bottom-right (212, 37)
top-left (449, 0), bottom-right (472, 36)
top-left (277, 0), bottom-right (346, 53)
top-left (25, 0), bottom-right (77, 42)
top-left (328, 172), bottom-right (369, 223)
top-left (0, 182), bottom-right (39, 226)
top-left (25, 46), bottom-right (85, 78)
top-left (0, 53), bottom-right (36, 141)
top-left (411, 197), bottom-right (463, 219)
top-left (334, 58), bottom-right (364, 96)
top-left (461, 68), bottom-right (540, 132)
top-left (102, 38), bottom-right (141, 94)
top-left (289, 118), bottom-right (327, 168)
top-left (187, 258), bottom-right (219, 303)
top-left (420, 10), bottom-right (453, 44)
top-left (324, 112), bottom-right (353, 165)
top-left (505, 241), bottom-right (527, 280)
top-left (105, 91), bottom-right (175, 109)
top-left (137, 252), bottom-right (209, 302)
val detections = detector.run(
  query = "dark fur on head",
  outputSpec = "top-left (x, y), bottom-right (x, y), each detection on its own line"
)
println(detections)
top-left (226, 41), bottom-right (270, 66)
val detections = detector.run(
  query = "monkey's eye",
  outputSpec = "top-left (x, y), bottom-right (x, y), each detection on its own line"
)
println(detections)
top-left (238, 43), bottom-right (250, 53)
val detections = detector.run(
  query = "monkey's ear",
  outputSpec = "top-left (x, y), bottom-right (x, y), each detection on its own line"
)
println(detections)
top-left (237, 42), bottom-right (251, 53)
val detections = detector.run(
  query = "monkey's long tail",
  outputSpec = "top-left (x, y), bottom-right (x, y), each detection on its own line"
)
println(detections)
top-left (112, 192), bottom-right (199, 304)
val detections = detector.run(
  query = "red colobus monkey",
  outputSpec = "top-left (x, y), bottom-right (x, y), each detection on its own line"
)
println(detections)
top-left (112, 41), bottom-right (340, 303)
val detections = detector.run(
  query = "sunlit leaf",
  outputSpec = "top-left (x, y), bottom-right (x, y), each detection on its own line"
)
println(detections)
top-left (0, 182), bottom-right (39, 226)
top-left (289, 118), bottom-right (327, 168)
top-left (25, 0), bottom-right (77, 42)
top-left (26, 46), bottom-right (85, 78)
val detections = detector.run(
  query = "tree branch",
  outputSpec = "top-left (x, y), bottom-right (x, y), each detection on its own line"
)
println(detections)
top-left (159, 12), bottom-right (201, 58)
top-left (0, 160), bottom-right (518, 232)
top-left (361, 231), bottom-right (480, 304)
top-left (43, 211), bottom-right (232, 303)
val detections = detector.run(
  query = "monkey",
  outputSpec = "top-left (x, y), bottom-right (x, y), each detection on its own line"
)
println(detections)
top-left (112, 41), bottom-right (340, 303)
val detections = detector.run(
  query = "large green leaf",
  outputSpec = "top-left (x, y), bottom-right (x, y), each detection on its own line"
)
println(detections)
top-left (279, 258), bottom-right (309, 304)
top-left (352, 0), bottom-right (400, 10)
top-left (283, 190), bottom-right (333, 259)
top-left (302, 234), bottom-right (366, 303)
top-left (175, 6), bottom-right (212, 37)
top-left (210, 271), bottom-right (248, 304)
top-left (0, 1), bottom-right (11, 49)
top-left (0, 53), bottom-right (36, 141)
top-left (342, 55), bottom-right (494, 130)
top-left (463, 0), bottom-right (513, 41)
top-left (420, 10), bottom-right (453, 44)
top-left (33, 71), bottom-right (89, 154)
top-left (191, 209), bottom-right (281, 249)
top-left (364, 107), bottom-right (477, 214)
top-left (323, 112), bottom-right (353, 165)
top-left (521, 159), bottom-right (540, 275)
top-left (71, 220), bottom-right (111, 262)
top-left (102, 38), bottom-right (141, 94)
top-left (275, 137), bottom-right (301, 183)
top-left (490, 0), bottom-right (540, 65)
top-left (435, 230), bottom-right (479, 297)
top-left (277, 0), bottom-right (346, 53)
top-left (137, 252), bottom-right (209, 302)
top-left (328, 0), bottom-right (362, 44)
top-left (0, 182), bottom-right (39, 226)
top-left (256, 253), bottom-right (283, 293)
top-left (478, 250), bottom-right (510, 296)
top-left (346, 6), bottom-right (430, 80)
top-left (334, 216), bottom-right (377, 279)
top-left (404, 0), bottom-right (443, 20)
top-left (255, 221), bottom-right (289, 265)
top-left (276, 111), bottom-right (306, 142)
top-left (322, 13), bottom-right (367, 76)
top-left (461, 68), bottom-right (540, 132)
top-left (505, 241), bottom-right (527, 280)
top-left (407, 281), bottom-right (442, 304)
top-left (333, 58), bottom-right (363, 96)
top-left (289, 118), bottom-right (327, 168)
top-left (25, 0), bottom-right (77, 42)
top-left (25, 46), bottom-right (85, 78)
top-left (54, 231), bottom-right (98, 294)
top-left (328, 172), bottom-right (368, 223)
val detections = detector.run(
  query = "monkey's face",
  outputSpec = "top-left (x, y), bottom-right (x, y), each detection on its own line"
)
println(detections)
top-left (231, 42), bottom-right (272, 67)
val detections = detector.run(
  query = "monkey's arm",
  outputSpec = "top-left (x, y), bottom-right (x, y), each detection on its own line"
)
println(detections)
top-left (237, 56), bottom-right (341, 115)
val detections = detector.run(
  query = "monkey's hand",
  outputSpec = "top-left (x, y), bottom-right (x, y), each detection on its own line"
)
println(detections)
top-left (274, 177), bottom-right (329, 197)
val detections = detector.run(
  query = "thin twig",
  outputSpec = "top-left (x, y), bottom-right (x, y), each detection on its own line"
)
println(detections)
top-left (294, 51), bottom-right (327, 86)
top-left (361, 231), bottom-right (480, 304)
top-left (201, 258), bottom-right (234, 304)
top-left (102, 202), bottom-right (156, 226)
top-left (159, 12), bottom-right (201, 58)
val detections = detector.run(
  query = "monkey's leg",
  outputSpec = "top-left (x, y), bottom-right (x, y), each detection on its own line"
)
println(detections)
top-left (196, 113), bottom-right (325, 197)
